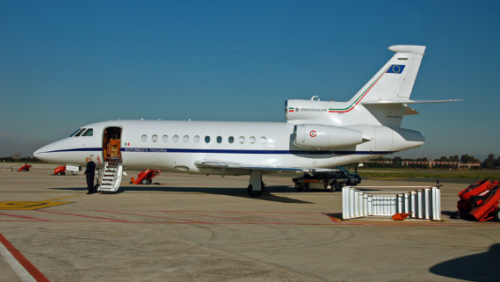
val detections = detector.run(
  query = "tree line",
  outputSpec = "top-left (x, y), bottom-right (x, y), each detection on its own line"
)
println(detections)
top-left (363, 154), bottom-right (500, 170)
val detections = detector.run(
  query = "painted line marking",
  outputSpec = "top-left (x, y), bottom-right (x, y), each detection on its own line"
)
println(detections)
top-left (326, 215), bottom-right (342, 222)
top-left (0, 219), bottom-right (490, 226)
top-left (0, 233), bottom-right (50, 282)
top-left (0, 201), bottom-right (72, 210)
top-left (0, 212), bottom-right (50, 221)
top-left (169, 211), bottom-right (329, 224)
top-left (99, 210), bottom-right (212, 224)
top-left (36, 210), bottom-right (132, 223)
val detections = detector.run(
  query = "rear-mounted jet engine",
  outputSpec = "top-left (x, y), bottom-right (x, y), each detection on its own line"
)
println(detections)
top-left (293, 124), bottom-right (364, 150)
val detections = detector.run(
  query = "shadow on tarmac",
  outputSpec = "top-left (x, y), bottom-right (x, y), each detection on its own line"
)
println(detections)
top-left (49, 185), bottom-right (314, 204)
top-left (429, 243), bottom-right (500, 281)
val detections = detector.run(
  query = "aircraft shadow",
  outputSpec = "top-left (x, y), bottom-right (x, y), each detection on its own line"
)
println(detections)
top-left (429, 243), bottom-right (500, 281)
top-left (49, 185), bottom-right (314, 204)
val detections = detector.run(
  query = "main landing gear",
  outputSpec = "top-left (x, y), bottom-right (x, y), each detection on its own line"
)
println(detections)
top-left (247, 170), bottom-right (265, 197)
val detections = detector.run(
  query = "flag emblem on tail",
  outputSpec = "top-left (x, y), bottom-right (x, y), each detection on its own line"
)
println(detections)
top-left (386, 64), bottom-right (406, 74)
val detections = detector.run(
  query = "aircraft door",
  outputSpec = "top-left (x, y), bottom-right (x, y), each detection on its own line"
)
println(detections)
top-left (103, 127), bottom-right (122, 161)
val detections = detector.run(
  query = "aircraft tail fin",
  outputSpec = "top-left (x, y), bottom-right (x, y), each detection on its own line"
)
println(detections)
top-left (352, 45), bottom-right (426, 104)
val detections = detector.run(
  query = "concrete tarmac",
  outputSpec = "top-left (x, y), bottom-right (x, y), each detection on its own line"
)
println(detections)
top-left (0, 164), bottom-right (499, 282)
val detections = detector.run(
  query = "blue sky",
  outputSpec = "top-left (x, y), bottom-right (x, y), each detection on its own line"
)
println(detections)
top-left (1, 1), bottom-right (499, 160)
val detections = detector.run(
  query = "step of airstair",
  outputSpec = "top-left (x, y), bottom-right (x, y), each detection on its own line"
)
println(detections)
top-left (98, 158), bottom-right (123, 192)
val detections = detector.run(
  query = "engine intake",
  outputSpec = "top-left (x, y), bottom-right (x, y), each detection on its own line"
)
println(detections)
top-left (294, 124), bottom-right (363, 149)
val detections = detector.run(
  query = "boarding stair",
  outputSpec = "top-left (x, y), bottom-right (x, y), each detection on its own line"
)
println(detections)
top-left (98, 157), bottom-right (123, 192)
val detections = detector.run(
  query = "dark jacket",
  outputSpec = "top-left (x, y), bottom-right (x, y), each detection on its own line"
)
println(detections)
top-left (85, 161), bottom-right (96, 175)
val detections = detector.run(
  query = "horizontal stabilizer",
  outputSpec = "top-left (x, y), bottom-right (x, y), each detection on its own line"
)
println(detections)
top-left (362, 99), bottom-right (462, 105)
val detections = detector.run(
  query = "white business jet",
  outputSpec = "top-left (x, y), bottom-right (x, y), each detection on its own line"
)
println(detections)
top-left (34, 45), bottom-right (459, 196)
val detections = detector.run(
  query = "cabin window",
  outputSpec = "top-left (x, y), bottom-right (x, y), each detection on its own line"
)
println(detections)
top-left (82, 128), bottom-right (93, 137)
top-left (141, 134), bottom-right (147, 142)
top-left (75, 128), bottom-right (86, 137)
top-left (69, 128), bottom-right (81, 137)
top-left (249, 136), bottom-right (256, 144)
top-left (260, 137), bottom-right (266, 144)
top-left (228, 136), bottom-right (234, 144)
top-left (173, 135), bottom-right (179, 143)
top-left (194, 135), bottom-right (200, 143)
top-left (152, 135), bottom-right (158, 142)
top-left (239, 136), bottom-right (245, 144)
top-left (162, 135), bottom-right (168, 142)
top-left (205, 136), bottom-right (210, 143)
top-left (183, 135), bottom-right (189, 143)
top-left (216, 136), bottom-right (222, 143)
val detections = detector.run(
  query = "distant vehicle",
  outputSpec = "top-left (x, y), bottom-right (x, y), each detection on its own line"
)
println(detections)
top-left (53, 166), bottom-right (66, 175)
top-left (18, 164), bottom-right (32, 172)
top-left (293, 167), bottom-right (361, 192)
top-left (335, 166), bottom-right (362, 186)
top-left (293, 166), bottom-right (361, 192)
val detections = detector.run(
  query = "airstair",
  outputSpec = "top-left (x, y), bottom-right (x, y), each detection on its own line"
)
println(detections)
top-left (98, 157), bottom-right (123, 192)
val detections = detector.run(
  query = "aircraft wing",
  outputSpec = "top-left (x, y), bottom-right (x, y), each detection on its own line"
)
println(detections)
top-left (362, 99), bottom-right (462, 105)
top-left (194, 160), bottom-right (336, 174)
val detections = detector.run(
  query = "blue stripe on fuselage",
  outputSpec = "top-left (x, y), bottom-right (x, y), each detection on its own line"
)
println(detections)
top-left (36, 147), bottom-right (103, 154)
top-left (37, 147), bottom-right (394, 155)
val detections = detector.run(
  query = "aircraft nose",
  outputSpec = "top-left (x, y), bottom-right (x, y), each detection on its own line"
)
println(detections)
top-left (33, 146), bottom-right (47, 161)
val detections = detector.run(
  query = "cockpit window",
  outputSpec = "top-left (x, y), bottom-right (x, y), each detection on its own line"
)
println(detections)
top-left (82, 128), bottom-right (93, 137)
top-left (69, 128), bottom-right (82, 137)
top-left (74, 128), bottom-right (87, 137)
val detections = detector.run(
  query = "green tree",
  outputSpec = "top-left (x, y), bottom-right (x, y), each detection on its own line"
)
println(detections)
top-left (483, 154), bottom-right (495, 169)
top-left (460, 154), bottom-right (471, 163)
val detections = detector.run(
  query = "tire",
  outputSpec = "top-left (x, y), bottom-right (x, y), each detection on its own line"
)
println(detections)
top-left (295, 182), bottom-right (303, 192)
top-left (141, 179), bottom-right (148, 185)
top-left (494, 208), bottom-right (500, 222)
top-left (57, 172), bottom-right (61, 175)
top-left (62, 172), bottom-right (65, 175)
top-left (247, 184), bottom-right (263, 197)
top-left (329, 181), bottom-right (336, 192)
top-left (148, 179), bottom-right (153, 184)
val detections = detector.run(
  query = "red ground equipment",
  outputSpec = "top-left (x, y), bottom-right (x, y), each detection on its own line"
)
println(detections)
top-left (131, 170), bottom-right (161, 185)
top-left (457, 180), bottom-right (500, 222)
top-left (18, 164), bottom-right (32, 172)
top-left (53, 166), bottom-right (66, 175)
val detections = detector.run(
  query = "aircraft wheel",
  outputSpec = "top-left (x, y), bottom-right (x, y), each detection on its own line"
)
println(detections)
top-left (247, 184), bottom-right (263, 197)
top-left (142, 179), bottom-right (148, 185)
top-left (329, 181), bottom-right (337, 192)
top-left (494, 208), bottom-right (500, 222)
top-left (295, 183), bottom-right (303, 192)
